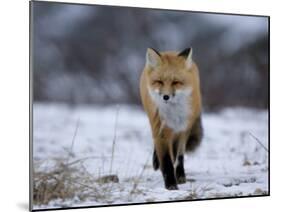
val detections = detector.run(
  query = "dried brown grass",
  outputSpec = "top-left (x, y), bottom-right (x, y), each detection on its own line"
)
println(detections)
top-left (33, 110), bottom-right (121, 206)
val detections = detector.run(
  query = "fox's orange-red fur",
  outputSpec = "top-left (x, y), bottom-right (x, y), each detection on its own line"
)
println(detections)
top-left (139, 48), bottom-right (203, 190)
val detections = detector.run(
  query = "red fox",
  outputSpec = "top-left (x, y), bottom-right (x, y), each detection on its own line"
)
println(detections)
top-left (139, 47), bottom-right (203, 190)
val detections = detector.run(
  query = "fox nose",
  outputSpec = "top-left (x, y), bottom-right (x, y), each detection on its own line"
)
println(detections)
top-left (163, 95), bottom-right (170, 101)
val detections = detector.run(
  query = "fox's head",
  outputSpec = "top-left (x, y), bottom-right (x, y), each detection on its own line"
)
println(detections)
top-left (145, 47), bottom-right (196, 104)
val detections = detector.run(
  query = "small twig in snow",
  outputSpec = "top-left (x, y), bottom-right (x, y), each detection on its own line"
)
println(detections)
top-left (130, 150), bottom-right (153, 194)
top-left (109, 105), bottom-right (120, 174)
top-left (248, 131), bottom-right (268, 153)
top-left (69, 118), bottom-right (80, 157)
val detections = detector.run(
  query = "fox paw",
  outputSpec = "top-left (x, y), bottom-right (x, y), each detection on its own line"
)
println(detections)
top-left (166, 184), bottom-right (179, 190)
top-left (177, 176), bottom-right (187, 184)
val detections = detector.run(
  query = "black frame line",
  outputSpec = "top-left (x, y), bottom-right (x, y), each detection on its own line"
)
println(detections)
top-left (29, 1), bottom-right (34, 211)
top-left (32, 195), bottom-right (270, 212)
top-left (29, 0), bottom-right (270, 211)
top-left (31, 0), bottom-right (269, 18)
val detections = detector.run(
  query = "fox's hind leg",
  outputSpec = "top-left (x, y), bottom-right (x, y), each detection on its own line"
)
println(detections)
top-left (186, 116), bottom-right (203, 152)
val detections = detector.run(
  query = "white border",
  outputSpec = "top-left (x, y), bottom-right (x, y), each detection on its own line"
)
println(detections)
top-left (0, 0), bottom-right (278, 212)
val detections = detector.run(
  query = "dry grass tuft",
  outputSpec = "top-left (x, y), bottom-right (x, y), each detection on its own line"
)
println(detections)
top-left (33, 157), bottom-right (121, 206)
top-left (33, 158), bottom-right (94, 205)
top-left (33, 109), bottom-right (122, 207)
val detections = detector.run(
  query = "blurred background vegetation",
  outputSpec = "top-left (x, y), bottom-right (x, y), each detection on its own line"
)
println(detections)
top-left (31, 1), bottom-right (269, 111)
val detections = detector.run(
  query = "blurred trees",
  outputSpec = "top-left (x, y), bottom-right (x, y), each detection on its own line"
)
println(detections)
top-left (32, 2), bottom-right (269, 110)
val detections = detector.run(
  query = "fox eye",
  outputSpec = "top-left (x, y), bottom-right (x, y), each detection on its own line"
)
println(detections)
top-left (172, 81), bottom-right (183, 86)
top-left (153, 80), bottom-right (163, 85)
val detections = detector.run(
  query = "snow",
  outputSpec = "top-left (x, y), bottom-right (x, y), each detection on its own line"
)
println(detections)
top-left (32, 103), bottom-right (269, 210)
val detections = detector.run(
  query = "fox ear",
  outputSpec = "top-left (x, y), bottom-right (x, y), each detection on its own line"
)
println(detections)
top-left (178, 47), bottom-right (193, 69)
top-left (146, 48), bottom-right (161, 68)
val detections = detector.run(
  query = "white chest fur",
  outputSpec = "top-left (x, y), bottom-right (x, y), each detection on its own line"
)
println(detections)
top-left (149, 88), bottom-right (192, 132)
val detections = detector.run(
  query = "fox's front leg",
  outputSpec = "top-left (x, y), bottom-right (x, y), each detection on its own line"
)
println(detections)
top-left (175, 154), bottom-right (186, 184)
top-left (174, 134), bottom-right (189, 184)
top-left (154, 138), bottom-right (178, 190)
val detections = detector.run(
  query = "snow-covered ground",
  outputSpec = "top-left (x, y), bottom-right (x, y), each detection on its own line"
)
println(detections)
top-left (32, 103), bottom-right (269, 210)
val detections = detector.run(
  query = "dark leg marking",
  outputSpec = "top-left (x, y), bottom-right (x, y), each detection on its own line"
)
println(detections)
top-left (175, 155), bottom-right (186, 184)
top-left (152, 149), bottom-right (159, 170)
top-left (161, 153), bottom-right (178, 190)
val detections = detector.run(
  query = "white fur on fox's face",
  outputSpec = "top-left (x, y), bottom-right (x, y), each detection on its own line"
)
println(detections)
top-left (148, 87), bottom-right (193, 132)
